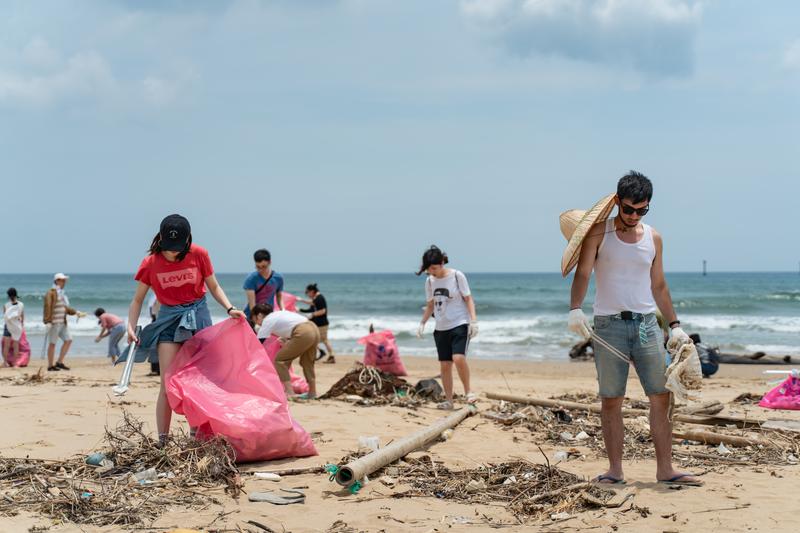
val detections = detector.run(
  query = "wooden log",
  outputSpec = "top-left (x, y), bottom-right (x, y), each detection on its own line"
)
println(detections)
top-left (485, 392), bottom-right (760, 429)
top-left (678, 401), bottom-right (724, 416)
top-left (718, 353), bottom-right (794, 365)
top-left (672, 429), bottom-right (766, 448)
top-left (334, 405), bottom-right (476, 487)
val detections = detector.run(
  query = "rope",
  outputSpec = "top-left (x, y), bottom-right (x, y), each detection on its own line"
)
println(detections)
top-left (358, 366), bottom-right (383, 393)
top-left (590, 331), bottom-right (631, 364)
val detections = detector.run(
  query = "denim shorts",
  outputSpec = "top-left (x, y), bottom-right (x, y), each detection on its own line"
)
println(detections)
top-left (593, 313), bottom-right (667, 398)
top-left (156, 302), bottom-right (213, 344)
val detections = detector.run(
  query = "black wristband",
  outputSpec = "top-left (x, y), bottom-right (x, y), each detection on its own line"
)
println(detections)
top-left (669, 320), bottom-right (681, 328)
top-left (226, 306), bottom-right (236, 315)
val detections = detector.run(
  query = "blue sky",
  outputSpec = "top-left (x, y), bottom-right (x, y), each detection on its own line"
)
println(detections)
top-left (1, 0), bottom-right (798, 273)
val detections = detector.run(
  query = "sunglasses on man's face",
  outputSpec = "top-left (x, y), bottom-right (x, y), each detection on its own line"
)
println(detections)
top-left (620, 203), bottom-right (650, 216)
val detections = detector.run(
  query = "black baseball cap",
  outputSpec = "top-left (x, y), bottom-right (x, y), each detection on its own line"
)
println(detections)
top-left (159, 214), bottom-right (191, 252)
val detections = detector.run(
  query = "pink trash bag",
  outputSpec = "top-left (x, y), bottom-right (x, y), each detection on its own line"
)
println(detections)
top-left (759, 375), bottom-right (800, 410)
top-left (2, 331), bottom-right (31, 367)
top-left (262, 335), bottom-right (310, 394)
top-left (165, 319), bottom-right (317, 462)
top-left (359, 330), bottom-right (407, 376)
top-left (277, 292), bottom-right (298, 312)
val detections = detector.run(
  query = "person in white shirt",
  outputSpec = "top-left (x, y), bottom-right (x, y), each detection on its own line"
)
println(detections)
top-left (257, 305), bottom-right (320, 398)
top-left (3, 288), bottom-right (25, 364)
top-left (416, 246), bottom-right (478, 410)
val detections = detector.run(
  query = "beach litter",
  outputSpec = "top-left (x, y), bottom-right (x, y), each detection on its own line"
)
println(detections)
top-left (482, 393), bottom-right (800, 468)
top-left (393, 457), bottom-right (622, 522)
top-left (321, 362), bottom-right (419, 407)
top-left (0, 410), bottom-right (242, 527)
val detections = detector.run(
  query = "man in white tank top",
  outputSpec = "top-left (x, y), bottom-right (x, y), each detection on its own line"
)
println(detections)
top-left (567, 171), bottom-right (699, 487)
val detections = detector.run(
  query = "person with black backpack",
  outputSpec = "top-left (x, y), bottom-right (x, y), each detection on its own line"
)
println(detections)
top-left (243, 249), bottom-right (284, 319)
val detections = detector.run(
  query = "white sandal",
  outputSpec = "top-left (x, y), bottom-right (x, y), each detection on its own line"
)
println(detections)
top-left (437, 401), bottom-right (454, 410)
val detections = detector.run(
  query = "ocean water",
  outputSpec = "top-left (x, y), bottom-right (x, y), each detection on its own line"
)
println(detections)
top-left (1, 272), bottom-right (798, 360)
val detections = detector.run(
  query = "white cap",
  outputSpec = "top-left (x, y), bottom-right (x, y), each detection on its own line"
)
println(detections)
top-left (53, 273), bottom-right (69, 281)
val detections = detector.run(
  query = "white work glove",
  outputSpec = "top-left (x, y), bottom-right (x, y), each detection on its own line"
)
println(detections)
top-left (416, 322), bottom-right (426, 339)
top-left (667, 326), bottom-right (690, 352)
top-left (568, 309), bottom-right (592, 340)
top-left (468, 321), bottom-right (479, 339)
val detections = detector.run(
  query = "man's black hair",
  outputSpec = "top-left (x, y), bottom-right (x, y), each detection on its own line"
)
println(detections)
top-left (689, 333), bottom-right (702, 344)
top-left (617, 170), bottom-right (653, 204)
top-left (6, 287), bottom-right (17, 299)
top-left (254, 249), bottom-right (271, 263)
top-left (94, 308), bottom-right (105, 318)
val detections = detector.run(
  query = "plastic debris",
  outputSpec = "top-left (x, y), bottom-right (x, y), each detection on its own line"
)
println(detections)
top-left (553, 451), bottom-right (569, 462)
top-left (441, 429), bottom-right (454, 441)
top-left (254, 472), bottom-right (282, 481)
top-left (358, 436), bottom-right (380, 452)
top-left (717, 443), bottom-right (732, 455)
top-left (465, 479), bottom-right (487, 492)
top-left (575, 431), bottom-right (590, 441)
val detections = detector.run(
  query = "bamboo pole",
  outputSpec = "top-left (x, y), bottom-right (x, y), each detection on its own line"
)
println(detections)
top-left (485, 392), bottom-right (759, 429)
top-left (334, 405), bottom-right (476, 487)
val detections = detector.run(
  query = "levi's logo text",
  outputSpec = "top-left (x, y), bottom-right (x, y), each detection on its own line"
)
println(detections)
top-left (157, 268), bottom-right (198, 289)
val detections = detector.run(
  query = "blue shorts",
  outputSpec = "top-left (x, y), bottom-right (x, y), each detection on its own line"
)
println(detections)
top-left (593, 313), bottom-right (668, 398)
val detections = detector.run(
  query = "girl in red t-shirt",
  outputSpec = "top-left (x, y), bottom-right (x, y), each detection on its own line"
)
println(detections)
top-left (126, 214), bottom-right (245, 443)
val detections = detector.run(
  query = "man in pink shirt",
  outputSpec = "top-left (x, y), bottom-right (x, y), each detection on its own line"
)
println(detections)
top-left (94, 308), bottom-right (125, 364)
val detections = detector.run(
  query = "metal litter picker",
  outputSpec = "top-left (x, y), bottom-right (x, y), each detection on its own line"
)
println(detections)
top-left (113, 326), bottom-right (142, 396)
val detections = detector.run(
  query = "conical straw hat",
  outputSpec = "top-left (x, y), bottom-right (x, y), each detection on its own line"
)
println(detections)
top-left (559, 193), bottom-right (616, 277)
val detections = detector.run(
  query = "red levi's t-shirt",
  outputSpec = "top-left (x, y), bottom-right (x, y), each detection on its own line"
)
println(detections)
top-left (134, 244), bottom-right (214, 306)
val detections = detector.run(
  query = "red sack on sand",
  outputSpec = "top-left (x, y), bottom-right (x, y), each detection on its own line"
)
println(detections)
top-left (359, 330), bottom-right (407, 376)
top-left (276, 292), bottom-right (298, 312)
top-left (165, 319), bottom-right (317, 462)
top-left (759, 375), bottom-right (800, 410)
top-left (2, 331), bottom-right (30, 367)
top-left (262, 335), bottom-right (310, 394)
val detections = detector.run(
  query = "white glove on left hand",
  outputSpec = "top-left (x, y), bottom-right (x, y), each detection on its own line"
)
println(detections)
top-left (468, 322), bottom-right (479, 339)
top-left (568, 309), bottom-right (592, 340)
top-left (667, 326), bottom-right (690, 352)
top-left (416, 322), bottom-right (425, 339)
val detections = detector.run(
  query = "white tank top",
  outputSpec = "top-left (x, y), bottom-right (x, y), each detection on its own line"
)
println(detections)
top-left (593, 217), bottom-right (658, 316)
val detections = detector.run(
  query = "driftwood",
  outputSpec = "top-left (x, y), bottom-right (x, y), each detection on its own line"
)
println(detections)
top-left (334, 405), bottom-right (476, 487)
top-left (719, 352), bottom-right (796, 365)
top-left (485, 393), bottom-right (761, 429)
top-left (673, 429), bottom-right (767, 448)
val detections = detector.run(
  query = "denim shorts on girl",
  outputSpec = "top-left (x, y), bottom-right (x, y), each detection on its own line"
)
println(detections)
top-left (592, 313), bottom-right (668, 398)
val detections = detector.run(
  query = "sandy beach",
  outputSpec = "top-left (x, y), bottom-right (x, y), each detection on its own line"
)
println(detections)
top-left (1, 355), bottom-right (798, 533)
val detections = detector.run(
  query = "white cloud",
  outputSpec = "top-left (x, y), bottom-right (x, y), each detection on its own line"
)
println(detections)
top-left (0, 38), bottom-right (189, 109)
top-left (783, 39), bottom-right (800, 70)
top-left (460, 0), bottom-right (702, 78)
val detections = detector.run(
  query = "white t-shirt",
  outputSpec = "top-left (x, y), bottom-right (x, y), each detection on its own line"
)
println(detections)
top-left (3, 301), bottom-right (24, 339)
top-left (257, 310), bottom-right (308, 339)
top-left (425, 269), bottom-right (472, 331)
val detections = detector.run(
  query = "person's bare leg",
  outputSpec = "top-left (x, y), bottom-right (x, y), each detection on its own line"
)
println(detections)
top-left (11, 340), bottom-right (19, 362)
top-left (599, 396), bottom-right (625, 482)
top-left (57, 340), bottom-right (72, 364)
top-left (440, 361), bottom-right (454, 402)
top-left (650, 392), bottom-right (700, 483)
top-left (156, 343), bottom-right (180, 438)
top-left (47, 342), bottom-right (56, 367)
top-left (452, 354), bottom-right (471, 396)
top-left (2, 339), bottom-right (9, 364)
top-left (283, 381), bottom-right (295, 396)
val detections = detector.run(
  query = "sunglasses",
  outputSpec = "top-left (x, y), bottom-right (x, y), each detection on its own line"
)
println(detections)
top-left (620, 202), bottom-right (650, 216)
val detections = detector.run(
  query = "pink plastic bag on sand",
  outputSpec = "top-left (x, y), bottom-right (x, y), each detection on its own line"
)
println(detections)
top-left (165, 319), bottom-right (317, 462)
top-left (2, 331), bottom-right (30, 367)
top-left (759, 375), bottom-right (800, 410)
top-left (359, 330), bottom-right (407, 376)
top-left (276, 292), bottom-right (298, 312)
top-left (262, 335), bottom-right (310, 394)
